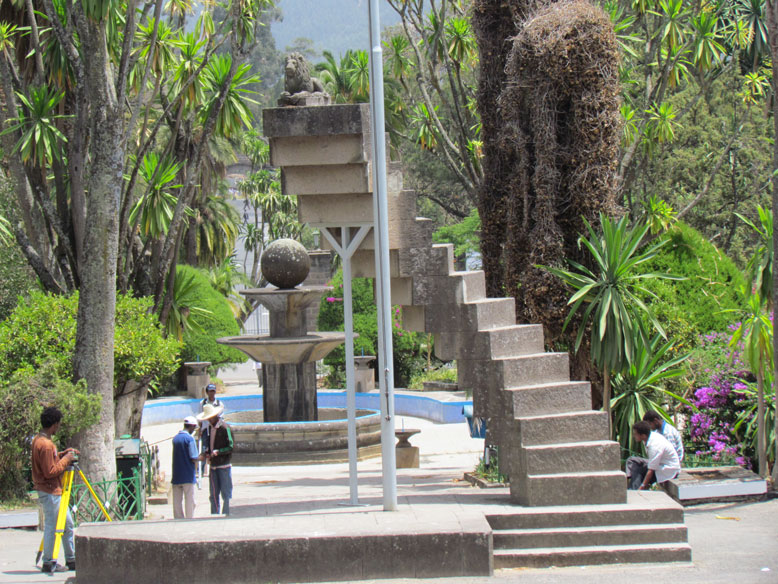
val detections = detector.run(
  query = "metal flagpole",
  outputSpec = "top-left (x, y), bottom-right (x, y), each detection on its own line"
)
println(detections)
top-left (367, 0), bottom-right (397, 511)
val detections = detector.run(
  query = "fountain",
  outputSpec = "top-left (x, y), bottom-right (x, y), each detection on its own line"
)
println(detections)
top-left (217, 239), bottom-right (381, 464)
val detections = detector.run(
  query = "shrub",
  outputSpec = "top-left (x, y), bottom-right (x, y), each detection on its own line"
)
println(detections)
top-left (175, 265), bottom-right (247, 367)
top-left (640, 222), bottom-right (745, 344)
top-left (317, 270), bottom-right (427, 388)
top-left (408, 364), bottom-right (457, 390)
top-left (0, 364), bottom-right (101, 500)
top-left (0, 291), bottom-right (181, 389)
top-left (683, 327), bottom-right (763, 468)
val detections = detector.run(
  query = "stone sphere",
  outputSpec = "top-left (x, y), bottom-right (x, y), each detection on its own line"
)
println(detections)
top-left (261, 239), bottom-right (311, 288)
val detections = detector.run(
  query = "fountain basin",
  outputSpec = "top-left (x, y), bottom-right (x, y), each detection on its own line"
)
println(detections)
top-left (224, 407), bottom-right (382, 465)
top-left (217, 332), bottom-right (348, 364)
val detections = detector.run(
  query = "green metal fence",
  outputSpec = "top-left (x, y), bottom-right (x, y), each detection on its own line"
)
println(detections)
top-left (69, 467), bottom-right (144, 524)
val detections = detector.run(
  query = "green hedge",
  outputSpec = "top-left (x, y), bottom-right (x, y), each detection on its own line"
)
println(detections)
top-left (0, 291), bottom-right (181, 387)
top-left (640, 222), bottom-right (745, 344)
top-left (176, 265), bottom-right (247, 367)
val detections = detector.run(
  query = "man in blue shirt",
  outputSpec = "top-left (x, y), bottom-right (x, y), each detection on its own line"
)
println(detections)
top-left (171, 416), bottom-right (199, 519)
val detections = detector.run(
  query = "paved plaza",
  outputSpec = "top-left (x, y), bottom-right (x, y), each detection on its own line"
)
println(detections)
top-left (1, 375), bottom-right (776, 583)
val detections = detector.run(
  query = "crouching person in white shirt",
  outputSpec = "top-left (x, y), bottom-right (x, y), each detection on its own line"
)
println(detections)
top-left (629, 421), bottom-right (681, 490)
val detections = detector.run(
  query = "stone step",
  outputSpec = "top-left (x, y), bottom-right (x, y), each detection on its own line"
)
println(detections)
top-left (282, 163), bottom-right (369, 196)
top-left (485, 491), bottom-right (685, 530)
top-left (493, 542), bottom-right (692, 569)
top-left (352, 242), bottom-right (454, 280)
top-left (505, 382), bottom-right (592, 417)
top-left (270, 133), bottom-right (367, 167)
top-left (299, 189), bottom-right (416, 228)
top-left (263, 103), bottom-right (370, 139)
top-left (493, 523), bottom-right (688, 549)
top-left (522, 441), bottom-right (621, 474)
top-left (392, 271), bottom-right (487, 307)
top-left (458, 354), bottom-right (570, 397)
top-left (435, 325), bottom-right (544, 361)
top-left (518, 410), bottom-right (609, 446)
top-left (510, 470), bottom-right (627, 507)
top-left (402, 297), bottom-right (516, 334)
top-left (358, 217), bottom-right (434, 251)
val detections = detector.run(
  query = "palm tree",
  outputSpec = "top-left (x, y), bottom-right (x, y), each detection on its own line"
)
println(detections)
top-left (728, 289), bottom-right (773, 477)
top-left (543, 214), bottom-right (676, 431)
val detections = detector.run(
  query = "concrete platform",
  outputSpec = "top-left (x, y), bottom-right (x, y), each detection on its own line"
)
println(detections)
top-left (666, 466), bottom-right (768, 505)
top-left (76, 507), bottom-right (492, 583)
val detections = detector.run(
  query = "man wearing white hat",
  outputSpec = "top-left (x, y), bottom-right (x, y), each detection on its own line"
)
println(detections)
top-left (196, 383), bottom-right (222, 477)
top-left (197, 402), bottom-right (233, 515)
top-left (171, 416), bottom-right (199, 518)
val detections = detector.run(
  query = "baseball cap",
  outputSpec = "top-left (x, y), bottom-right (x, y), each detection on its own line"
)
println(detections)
top-left (184, 416), bottom-right (198, 426)
top-left (205, 383), bottom-right (216, 392)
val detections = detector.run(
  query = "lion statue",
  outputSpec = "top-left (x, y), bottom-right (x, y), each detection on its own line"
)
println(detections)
top-left (279, 52), bottom-right (329, 106)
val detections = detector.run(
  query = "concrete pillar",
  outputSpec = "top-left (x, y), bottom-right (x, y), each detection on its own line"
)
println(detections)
top-left (183, 362), bottom-right (211, 398)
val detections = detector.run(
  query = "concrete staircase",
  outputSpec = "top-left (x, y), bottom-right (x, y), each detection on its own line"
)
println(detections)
top-left (262, 103), bottom-right (690, 567)
top-left (487, 492), bottom-right (691, 567)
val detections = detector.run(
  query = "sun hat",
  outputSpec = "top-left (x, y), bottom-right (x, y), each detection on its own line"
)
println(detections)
top-left (196, 402), bottom-right (224, 421)
top-left (183, 416), bottom-right (198, 426)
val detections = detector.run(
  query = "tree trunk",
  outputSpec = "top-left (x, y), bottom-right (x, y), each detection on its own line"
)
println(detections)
top-left (114, 381), bottom-right (148, 439)
top-left (603, 366), bottom-right (612, 439)
top-left (767, 0), bottom-right (778, 486)
top-left (756, 366), bottom-right (767, 478)
top-left (71, 21), bottom-right (123, 483)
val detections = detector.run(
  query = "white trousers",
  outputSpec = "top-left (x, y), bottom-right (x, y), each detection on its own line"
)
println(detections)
top-left (172, 483), bottom-right (196, 519)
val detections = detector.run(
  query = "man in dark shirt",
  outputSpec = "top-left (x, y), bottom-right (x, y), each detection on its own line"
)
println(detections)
top-left (31, 406), bottom-right (77, 573)
top-left (171, 416), bottom-right (199, 518)
top-left (197, 403), bottom-right (233, 515)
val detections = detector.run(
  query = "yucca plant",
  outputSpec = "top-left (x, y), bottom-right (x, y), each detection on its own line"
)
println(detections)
top-left (611, 322), bottom-right (691, 455)
top-left (4, 86), bottom-right (69, 166)
top-left (543, 214), bottom-right (678, 432)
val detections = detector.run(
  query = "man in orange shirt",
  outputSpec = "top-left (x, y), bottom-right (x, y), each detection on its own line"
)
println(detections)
top-left (31, 406), bottom-right (78, 573)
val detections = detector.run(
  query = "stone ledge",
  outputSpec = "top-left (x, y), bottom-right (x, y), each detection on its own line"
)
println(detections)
top-left (75, 509), bottom-right (493, 583)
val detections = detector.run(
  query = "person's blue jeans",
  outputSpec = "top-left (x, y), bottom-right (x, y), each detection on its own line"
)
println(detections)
top-left (37, 491), bottom-right (75, 563)
top-left (209, 467), bottom-right (232, 515)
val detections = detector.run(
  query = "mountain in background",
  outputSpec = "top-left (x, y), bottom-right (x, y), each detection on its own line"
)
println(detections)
top-left (271, 0), bottom-right (401, 60)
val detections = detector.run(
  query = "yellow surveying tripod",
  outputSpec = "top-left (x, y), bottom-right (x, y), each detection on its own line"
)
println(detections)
top-left (35, 463), bottom-right (112, 570)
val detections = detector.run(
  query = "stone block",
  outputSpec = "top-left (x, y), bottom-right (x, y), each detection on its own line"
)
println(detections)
top-left (506, 382), bottom-right (592, 417)
top-left (410, 271), bottom-right (486, 306)
top-left (263, 103), bottom-right (370, 139)
top-left (434, 324), bottom-right (544, 361)
top-left (520, 441), bottom-right (621, 474)
top-left (390, 277), bottom-right (413, 305)
top-left (353, 242), bottom-right (453, 280)
top-left (457, 353), bottom-right (570, 398)
top-left (510, 470), bottom-right (627, 507)
top-left (282, 164), bottom-right (369, 196)
top-left (396, 445), bottom-right (420, 468)
top-left (518, 410), bottom-right (609, 446)
top-left (270, 134), bottom-right (366, 167)
top-left (412, 298), bottom-right (516, 333)
top-left (299, 193), bottom-right (374, 226)
top-left (358, 217), bottom-right (433, 250)
top-left (398, 243), bottom-right (454, 278)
